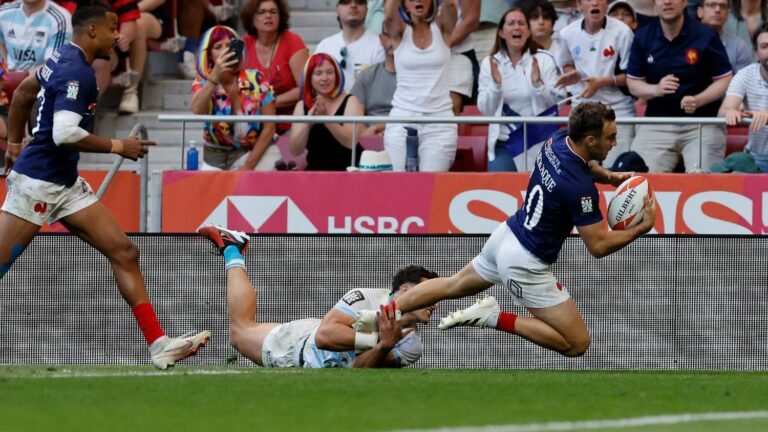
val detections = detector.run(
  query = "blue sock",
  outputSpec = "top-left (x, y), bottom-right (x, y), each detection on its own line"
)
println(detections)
top-left (224, 245), bottom-right (245, 271)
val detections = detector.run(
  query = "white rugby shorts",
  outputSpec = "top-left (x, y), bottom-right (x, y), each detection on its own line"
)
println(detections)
top-left (472, 222), bottom-right (571, 309)
top-left (2, 171), bottom-right (98, 226)
top-left (261, 318), bottom-right (320, 368)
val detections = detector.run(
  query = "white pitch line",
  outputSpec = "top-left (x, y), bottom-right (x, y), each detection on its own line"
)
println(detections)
top-left (7, 369), bottom-right (248, 379)
top-left (388, 411), bottom-right (768, 432)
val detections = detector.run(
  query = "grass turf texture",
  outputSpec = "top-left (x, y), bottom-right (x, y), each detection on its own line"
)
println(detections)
top-left (1, 367), bottom-right (767, 432)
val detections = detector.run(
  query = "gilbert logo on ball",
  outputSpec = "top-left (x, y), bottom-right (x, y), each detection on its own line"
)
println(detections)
top-left (607, 176), bottom-right (653, 230)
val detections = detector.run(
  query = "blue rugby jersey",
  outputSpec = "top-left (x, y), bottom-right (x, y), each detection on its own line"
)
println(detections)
top-left (508, 129), bottom-right (603, 264)
top-left (13, 43), bottom-right (98, 187)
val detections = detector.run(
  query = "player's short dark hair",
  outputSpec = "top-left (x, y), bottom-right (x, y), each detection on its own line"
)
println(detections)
top-left (72, 2), bottom-right (115, 30)
top-left (568, 102), bottom-right (616, 143)
top-left (391, 265), bottom-right (438, 294)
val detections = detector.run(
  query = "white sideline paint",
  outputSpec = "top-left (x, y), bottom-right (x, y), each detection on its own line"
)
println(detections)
top-left (388, 411), bottom-right (768, 432)
top-left (16, 369), bottom-right (248, 379)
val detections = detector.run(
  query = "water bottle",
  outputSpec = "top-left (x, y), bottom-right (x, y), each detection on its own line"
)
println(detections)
top-left (405, 127), bottom-right (419, 172)
top-left (186, 141), bottom-right (199, 170)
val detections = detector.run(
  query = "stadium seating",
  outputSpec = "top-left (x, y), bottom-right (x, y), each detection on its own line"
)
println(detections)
top-left (147, 0), bottom-right (182, 53)
top-left (458, 105), bottom-right (489, 137)
top-left (450, 136), bottom-right (488, 172)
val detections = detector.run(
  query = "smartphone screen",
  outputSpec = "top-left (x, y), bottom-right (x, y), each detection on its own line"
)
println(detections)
top-left (229, 39), bottom-right (244, 66)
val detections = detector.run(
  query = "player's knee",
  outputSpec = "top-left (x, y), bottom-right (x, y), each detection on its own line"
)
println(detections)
top-left (109, 239), bottom-right (140, 267)
top-left (562, 334), bottom-right (591, 357)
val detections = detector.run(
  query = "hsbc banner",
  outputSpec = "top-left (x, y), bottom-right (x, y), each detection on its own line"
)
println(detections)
top-left (162, 172), bottom-right (768, 234)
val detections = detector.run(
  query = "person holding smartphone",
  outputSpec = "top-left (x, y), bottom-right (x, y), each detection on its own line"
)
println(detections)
top-left (190, 25), bottom-right (280, 171)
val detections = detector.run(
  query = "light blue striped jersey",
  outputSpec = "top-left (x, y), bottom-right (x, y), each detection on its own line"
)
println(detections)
top-left (0, 1), bottom-right (72, 71)
top-left (301, 288), bottom-right (424, 368)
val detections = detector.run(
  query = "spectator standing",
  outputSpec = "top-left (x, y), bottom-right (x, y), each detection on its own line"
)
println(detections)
top-left (478, 6), bottom-right (561, 171)
top-left (626, 0), bottom-right (732, 172)
top-left (240, 0), bottom-right (308, 134)
top-left (551, 0), bottom-right (581, 39)
top-left (624, 0), bottom-right (658, 28)
top-left (289, 52), bottom-right (365, 171)
top-left (719, 22), bottom-right (768, 172)
top-left (383, 0), bottom-right (458, 172)
top-left (697, 0), bottom-right (754, 73)
top-left (608, 0), bottom-right (637, 30)
top-left (314, 0), bottom-right (384, 92)
top-left (555, 0), bottom-right (636, 167)
top-left (527, 0), bottom-right (562, 62)
top-left (725, 0), bottom-right (766, 48)
top-left (190, 25), bottom-right (279, 171)
top-left (0, 0), bottom-right (72, 73)
top-left (447, 0), bottom-right (479, 114)
top-left (350, 26), bottom-right (397, 137)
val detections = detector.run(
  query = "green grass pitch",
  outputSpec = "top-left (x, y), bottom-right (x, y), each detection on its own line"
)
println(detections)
top-left (1, 366), bottom-right (767, 432)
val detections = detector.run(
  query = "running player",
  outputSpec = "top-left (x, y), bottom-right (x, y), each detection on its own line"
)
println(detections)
top-left (356, 102), bottom-right (656, 358)
top-left (0, 3), bottom-right (209, 370)
top-left (198, 224), bottom-right (437, 368)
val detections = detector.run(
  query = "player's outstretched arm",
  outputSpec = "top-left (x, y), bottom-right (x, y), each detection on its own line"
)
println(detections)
top-left (351, 306), bottom-right (408, 368)
top-left (577, 196), bottom-right (656, 258)
top-left (4, 75), bottom-right (41, 172)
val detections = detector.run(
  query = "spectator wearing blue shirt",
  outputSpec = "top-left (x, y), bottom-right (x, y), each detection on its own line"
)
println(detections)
top-left (626, 0), bottom-right (732, 172)
top-left (697, 0), bottom-right (754, 73)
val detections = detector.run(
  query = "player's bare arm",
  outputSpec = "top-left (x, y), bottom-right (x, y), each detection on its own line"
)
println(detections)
top-left (588, 160), bottom-right (632, 186)
top-left (577, 196), bottom-right (656, 258)
top-left (314, 309), bottom-right (358, 351)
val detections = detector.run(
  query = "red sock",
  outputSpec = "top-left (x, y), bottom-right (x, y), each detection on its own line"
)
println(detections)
top-left (132, 303), bottom-right (165, 345)
top-left (496, 312), bottom-right (517, 334)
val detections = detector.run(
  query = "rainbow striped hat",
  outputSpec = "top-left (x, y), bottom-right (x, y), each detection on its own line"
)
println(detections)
top-left (196, 25), bottom-right (239, 80)
top-left (300, 52), bottom-right (345, 108)
top-left (398, 0), bottom-right (439, 24)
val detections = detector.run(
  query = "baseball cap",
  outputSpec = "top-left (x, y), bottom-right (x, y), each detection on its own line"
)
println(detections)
top-left (608, 0), bottom-right (637, 20)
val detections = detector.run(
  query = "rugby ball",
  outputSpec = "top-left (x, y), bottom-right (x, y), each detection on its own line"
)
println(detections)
top-left (607, 176), bottom-right (653, 230)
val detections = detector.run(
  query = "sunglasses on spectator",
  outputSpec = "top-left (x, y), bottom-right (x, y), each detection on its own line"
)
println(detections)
top-left (340, 47), bottom-right (348, 69)
top-left (338, 0), bottom-right (367, 5)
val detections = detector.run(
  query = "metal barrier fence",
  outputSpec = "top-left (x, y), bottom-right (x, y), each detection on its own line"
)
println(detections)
top-left (1, 234), bottom-right (765, 370)
top-left (158, 113), bottom-right (742, 171)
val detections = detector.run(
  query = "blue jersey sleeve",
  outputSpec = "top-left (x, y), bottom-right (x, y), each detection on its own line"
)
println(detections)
top-left (52, 67), bottom-right (97, 115)
top-left (566, 183), bottom-right (603, 227)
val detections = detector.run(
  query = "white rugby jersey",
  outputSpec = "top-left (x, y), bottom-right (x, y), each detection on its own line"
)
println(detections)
top-left (558, 16), bottom-right (634, 116)
top-left (301, 288), bottom-right (424, 368)
top-left (0, 1), bottom-right (72, 71)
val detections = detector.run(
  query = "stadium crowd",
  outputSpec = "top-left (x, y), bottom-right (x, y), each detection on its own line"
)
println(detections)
top-left (0, 0), bottom-right (766, 173)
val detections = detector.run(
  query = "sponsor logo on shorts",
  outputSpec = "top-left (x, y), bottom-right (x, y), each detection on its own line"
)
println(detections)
top-left (342, 290), bottom-right (365, 306)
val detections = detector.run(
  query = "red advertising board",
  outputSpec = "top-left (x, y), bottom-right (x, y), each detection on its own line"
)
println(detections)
top-left (162, 172), bottom-right (768, 235)
top-left (0, 171), bottom-right (140, 232)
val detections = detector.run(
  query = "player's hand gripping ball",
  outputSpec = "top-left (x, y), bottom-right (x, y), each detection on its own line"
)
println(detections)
top-left (607, 176), bottom-right (653, 230)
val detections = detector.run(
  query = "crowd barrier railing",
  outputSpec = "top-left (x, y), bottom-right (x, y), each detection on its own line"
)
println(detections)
top-left (158, 114), bottom-right (747, 172)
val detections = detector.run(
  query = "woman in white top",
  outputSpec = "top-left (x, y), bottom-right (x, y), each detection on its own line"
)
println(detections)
top-left (383, 0), bottom-right (458, 171)
top-left (478, 6), bottom-right (562, 172)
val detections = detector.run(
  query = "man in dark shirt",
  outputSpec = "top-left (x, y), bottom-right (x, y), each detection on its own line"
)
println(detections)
top-left (626, 0), bottom-right (732, 172)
